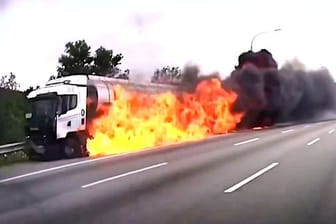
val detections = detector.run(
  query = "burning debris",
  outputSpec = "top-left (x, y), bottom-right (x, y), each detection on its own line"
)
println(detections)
top-left (87, 49), bottom-right (336, 156)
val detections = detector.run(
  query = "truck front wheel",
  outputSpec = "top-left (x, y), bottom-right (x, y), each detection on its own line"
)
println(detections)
top-left (64, 137), bottom-right (81, 158)
top-left (63, 136), bottom-right (89, 158)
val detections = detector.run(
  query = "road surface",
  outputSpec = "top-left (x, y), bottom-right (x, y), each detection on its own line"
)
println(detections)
top-left (1, 120), bottom-right (336, 224)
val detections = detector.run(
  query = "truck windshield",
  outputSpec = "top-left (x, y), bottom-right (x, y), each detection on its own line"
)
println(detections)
top-left (30, 99), bottom-right (57, 117)
top-left (26, 95), bottom-right (58, 140)
top-left (27, 94), bottom-right (78, 119)
top-left (28, 95), bottom-right (58, 119)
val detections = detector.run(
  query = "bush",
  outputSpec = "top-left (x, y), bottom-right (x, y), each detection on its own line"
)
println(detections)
top-left (0, 88), bottom-right (27, 145)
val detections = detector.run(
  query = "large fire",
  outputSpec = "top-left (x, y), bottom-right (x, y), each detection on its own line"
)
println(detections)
top-left (87, 78), bottom-right (243, 157)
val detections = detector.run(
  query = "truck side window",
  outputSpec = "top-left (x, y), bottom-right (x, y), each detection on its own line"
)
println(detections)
top-left (87, 86), bottom-right (98, 122)
top-left (61, 96), bottom-right (69, 114)
top-left (60, 95), bottom-right (77, 115)
top-left (69, 95), bottom-right (77, 110)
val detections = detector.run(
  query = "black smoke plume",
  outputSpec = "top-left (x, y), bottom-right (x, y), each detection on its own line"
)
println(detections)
top-left (181, 49), bottom-right (336, 128)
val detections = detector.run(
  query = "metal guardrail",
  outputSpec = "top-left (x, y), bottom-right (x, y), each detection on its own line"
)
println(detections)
top-left (0, 142), bottom-right (25, 155)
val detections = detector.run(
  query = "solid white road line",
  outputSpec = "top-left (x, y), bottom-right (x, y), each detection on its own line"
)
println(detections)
top-left (81, 162), bottom-right (168, 188)
top-left (234, 138), bottom-right (260, 146)
top-left (0, 153), bottom-right (134, 184)
top-left (328, 129), bottom-right (335, 134)
top-left (307, 138), bottom-right (320, 146)
top-left (224, 162), bottom-right (279, 193)
top-left (281, 129), bottom-right (294, 134)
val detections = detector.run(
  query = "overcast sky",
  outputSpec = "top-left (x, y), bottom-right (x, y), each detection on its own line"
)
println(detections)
top-left (0, 0), bottom-right (335, 89)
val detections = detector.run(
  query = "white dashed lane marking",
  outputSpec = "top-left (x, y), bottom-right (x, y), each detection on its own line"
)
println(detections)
top-left (81, 162), bottom-right (168, 188)
top-left (307, 138), bottom-right (320, 146)
top-left (234, 138), bottom-right (260, 146)
top-left (281, 129), bottom-right (294, 134)
top-left (224, 162), bottom-right (279, 193)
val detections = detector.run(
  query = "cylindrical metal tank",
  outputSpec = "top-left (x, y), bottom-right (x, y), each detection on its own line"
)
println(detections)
top-left (86, 76), bottom-right (179, 122)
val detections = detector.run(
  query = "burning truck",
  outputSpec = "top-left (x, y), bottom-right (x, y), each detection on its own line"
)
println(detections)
top-left (24, 73), bottom-right (242, 160)
top-left (25, 49), bottom-right (336, 159)
top-left (25, 76), bottom-right (182, 159)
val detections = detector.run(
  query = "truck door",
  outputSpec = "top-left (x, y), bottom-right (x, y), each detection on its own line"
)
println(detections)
top-left (56, 87), bottom-right (87, 139)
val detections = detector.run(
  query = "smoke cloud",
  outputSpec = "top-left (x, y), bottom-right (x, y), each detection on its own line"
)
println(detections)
top-left (180, 52), bottom-right (336, 128)
top-left (226, 64), bottom-right (336, 127)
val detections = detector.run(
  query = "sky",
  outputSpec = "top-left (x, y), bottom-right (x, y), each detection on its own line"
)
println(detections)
top-left (0, 0), bottom-right (335, 90)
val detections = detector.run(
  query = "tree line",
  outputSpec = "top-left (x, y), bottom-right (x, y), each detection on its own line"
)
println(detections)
top-left (1, 39), bottom-right (186, 95)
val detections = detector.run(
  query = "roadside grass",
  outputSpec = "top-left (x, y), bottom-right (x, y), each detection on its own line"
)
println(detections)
top-left (0, 150), bottom-right (29, 167)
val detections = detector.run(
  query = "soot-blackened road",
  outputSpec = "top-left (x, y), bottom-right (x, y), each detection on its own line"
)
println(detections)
top-left (1, 121), bottom-right (336, 224)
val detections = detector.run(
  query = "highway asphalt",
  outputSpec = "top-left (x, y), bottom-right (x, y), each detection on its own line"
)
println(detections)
top-left (1, 120), bottom-right (336, 224)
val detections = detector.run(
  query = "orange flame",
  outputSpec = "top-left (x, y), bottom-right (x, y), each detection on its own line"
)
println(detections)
top-left (87, 78), bottom-right (243, 157)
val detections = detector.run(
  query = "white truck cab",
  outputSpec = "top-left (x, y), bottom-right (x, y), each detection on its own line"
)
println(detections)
top-left (26, 75), bottom-right (89, 159)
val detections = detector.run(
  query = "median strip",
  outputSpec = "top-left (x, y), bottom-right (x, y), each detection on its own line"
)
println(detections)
top-left (224, 162), bottom-right (279, 193)
top-left (81, 162), bottom-right (168, 189)
top-left (233, 138), bottom-right (260, 146)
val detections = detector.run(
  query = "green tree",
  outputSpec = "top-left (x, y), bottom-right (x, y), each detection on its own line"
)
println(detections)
top-left (57, 40), bottom-right (93, 76)
top-left (0, 72), bottom-right (19, 90)
top-left (92, 46), bottom-right (123, 76)
top-left (0, 85), bottom-right (27, 145)
top-left (151, 66), bottom-right (182, 84)
top-left (23, 85), bottom-right (40, 96)
top-left (57, 40), bottom-right (126, 78)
